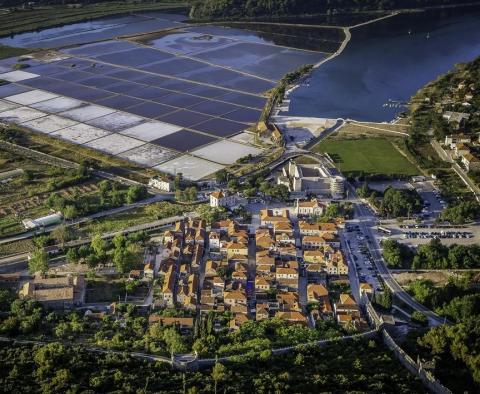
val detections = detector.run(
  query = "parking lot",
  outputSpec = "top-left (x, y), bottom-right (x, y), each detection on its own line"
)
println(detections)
top-left (343, 223), bottom-right (382, 293)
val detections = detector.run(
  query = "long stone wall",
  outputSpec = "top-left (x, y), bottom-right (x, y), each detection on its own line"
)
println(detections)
top-left (382, 329), bottom-right (452, 394)
top-left (194, 329), bottom-right (379, 370)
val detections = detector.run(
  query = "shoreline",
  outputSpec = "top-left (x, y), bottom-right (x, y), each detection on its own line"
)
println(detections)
top-left (276, 11), bottom-right (401, 118)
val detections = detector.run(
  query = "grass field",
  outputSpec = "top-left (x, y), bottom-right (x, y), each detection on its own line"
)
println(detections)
top-left (313, 138), bottom-right (419, 176)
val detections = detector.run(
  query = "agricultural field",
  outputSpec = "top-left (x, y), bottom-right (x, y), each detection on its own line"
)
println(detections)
top-left (0, 149), bottom-right (96, 236)
top-left (81, 201), bottom-right (198, 234)
top-left (313, 137), bottom-right (419, 176)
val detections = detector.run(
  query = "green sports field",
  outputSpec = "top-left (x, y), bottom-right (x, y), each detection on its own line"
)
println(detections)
top-left (313, 138), bottom-right (419, 176)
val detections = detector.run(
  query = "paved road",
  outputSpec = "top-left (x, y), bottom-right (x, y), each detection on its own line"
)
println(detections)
top-left (353, 199), bottom-right (446, 326)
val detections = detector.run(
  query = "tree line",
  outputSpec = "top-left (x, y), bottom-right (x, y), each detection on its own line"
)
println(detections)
top-left (188, 0), bottom-right (477, 19)
top-left (382, 238), bottom-right (480, 269)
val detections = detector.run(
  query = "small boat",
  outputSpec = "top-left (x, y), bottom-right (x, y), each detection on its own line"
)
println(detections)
top-left (426, 32), bottom-right (430, 39)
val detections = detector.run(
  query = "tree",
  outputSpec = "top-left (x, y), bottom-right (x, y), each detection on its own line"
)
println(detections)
top-left (0, 289), bottom-right (14, 312)
top-left (163, 327), bottom-right (188, 354)
top-left (28, 249), bottom-right (49, 274)
top-left (379, 187), bottom-right (422, 218)
top-left (374, 287), bottom-right (392, 310)
top-left (65, 248), bottom-right (79, 264)
top-left (325, 203), bottom-right (340, 218)
top-left (196, 205), bottom-right (226, 223)
top-left (113, 248), bottom-right (136, 274)
top-left (212, 362), bottom-right (227, 394)
top-left (411, 311), bottom-right (428, 326)
top-left (110, 190), bottom-right (125, 206)
top-left (381, 239), bottom-right (414, 268)
top-left (113, 233), bottom-right (127, 250)
top-left (51, 224), bottom-right (71, 247)
top-left (441, 201), bottom-right (480, 224)
top-left (174, 173), bottom-right (183, 190)
top-left (32, 235), bottom-right (50, 248)
top-left (126, 185), bottom-right (148, 204)
top-left (63, 205), bottom-right (78, 220)
top-left (91, 234), bottom-right (107, 258)
top-left (77, 161), bottom-right (91, 177)
top-left (215, 169), bottom-right (228, 183)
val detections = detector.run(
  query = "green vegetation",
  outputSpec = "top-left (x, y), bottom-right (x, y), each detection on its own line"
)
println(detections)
top-left (412, 238), bottom-right (480, 270)
top-left (260, 64), bottom-right (313, 124)
top-left (27, 248), bottom-right (49, 274)
top-left (228, 168), bottom-right (290, 201)
top-left (175, 186), bottom-right (198, 202)
top-left (383, 238), bottom-right (480, 270)
top-left (0, 1), bottom-right (187, 37)
top-left (66, 231), bottom-right (147, 273)
top-left (0, 336), bottom-right (425, 393)
top-left (358, 185), bottom-right (422, 218)
top-left (189, 0), bottom-right (472, 20)
top-left (314, 138), bottom-right (418, 177)
top-left (83, 201), bottom-right (197, 234)
top-left (407, 275), bottom-right (479, 319)
top-left (0, 149), bottom-right (105, 236)
top-left (409, 56), bottom-right (480, 158)
top-left (440, 200), bottom-right (480, 224)
top-left (45, 179), bottom-right (148, 220)
top-left (381, 239), bottom-right (415, 269)
top-left (379, 187), bottom-right (422, 218)
top-left (417, 316), bottom-right (480, 392)
top-left (193, 314), bottom-right (343, 357)
top-left (373, 287), bottom-right (393, 310)
top-left (0, 45), bottom-right (31, 60)
top-left (406, 273), bottom-right (480, 391)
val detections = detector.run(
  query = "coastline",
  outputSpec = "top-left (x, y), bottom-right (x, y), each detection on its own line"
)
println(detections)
top-left (276, 11), bottom-right (401, 117)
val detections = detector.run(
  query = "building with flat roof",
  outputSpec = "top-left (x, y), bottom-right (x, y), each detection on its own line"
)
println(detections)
top-left (278, 159), bottom-right (345, 198)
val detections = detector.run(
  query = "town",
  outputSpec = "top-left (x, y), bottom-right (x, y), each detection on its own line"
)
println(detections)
top-left (0, 1), bottom-right (479, 393)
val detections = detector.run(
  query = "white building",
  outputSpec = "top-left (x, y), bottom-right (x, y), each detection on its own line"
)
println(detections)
top-left (148, 177), bottom-right (174, 192)
top-left (295, 198), bottom-right (327, 216)
top-left (22, 212), bottom-right (63, 230)
top-left (279, 160), bottom-right (345, 198)
top-left (442, 111), bottom-right (470, 129)
top-left (210, 191), bottom-right (236, 208)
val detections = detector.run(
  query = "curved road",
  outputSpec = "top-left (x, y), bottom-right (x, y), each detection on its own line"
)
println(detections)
top-left (352, 195), bottom-right (447, 326)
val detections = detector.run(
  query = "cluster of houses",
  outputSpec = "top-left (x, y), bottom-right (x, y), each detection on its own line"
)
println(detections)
top-left (433, 79), bottom-right (480, 173)
top-left (254, 208), bottom-right (304, 325)
top-left (204, 219), bottom-right (250, 330)
top-left (444, 133), bottom-right (480, 172)
top-left (158, 218), bottom-right (205, 310)
top-left (6, 192), bottom-right (371, 335)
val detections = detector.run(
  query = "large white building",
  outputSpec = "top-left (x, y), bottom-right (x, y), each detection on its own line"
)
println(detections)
top-left (278, 160), bottom-right (345, 198)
